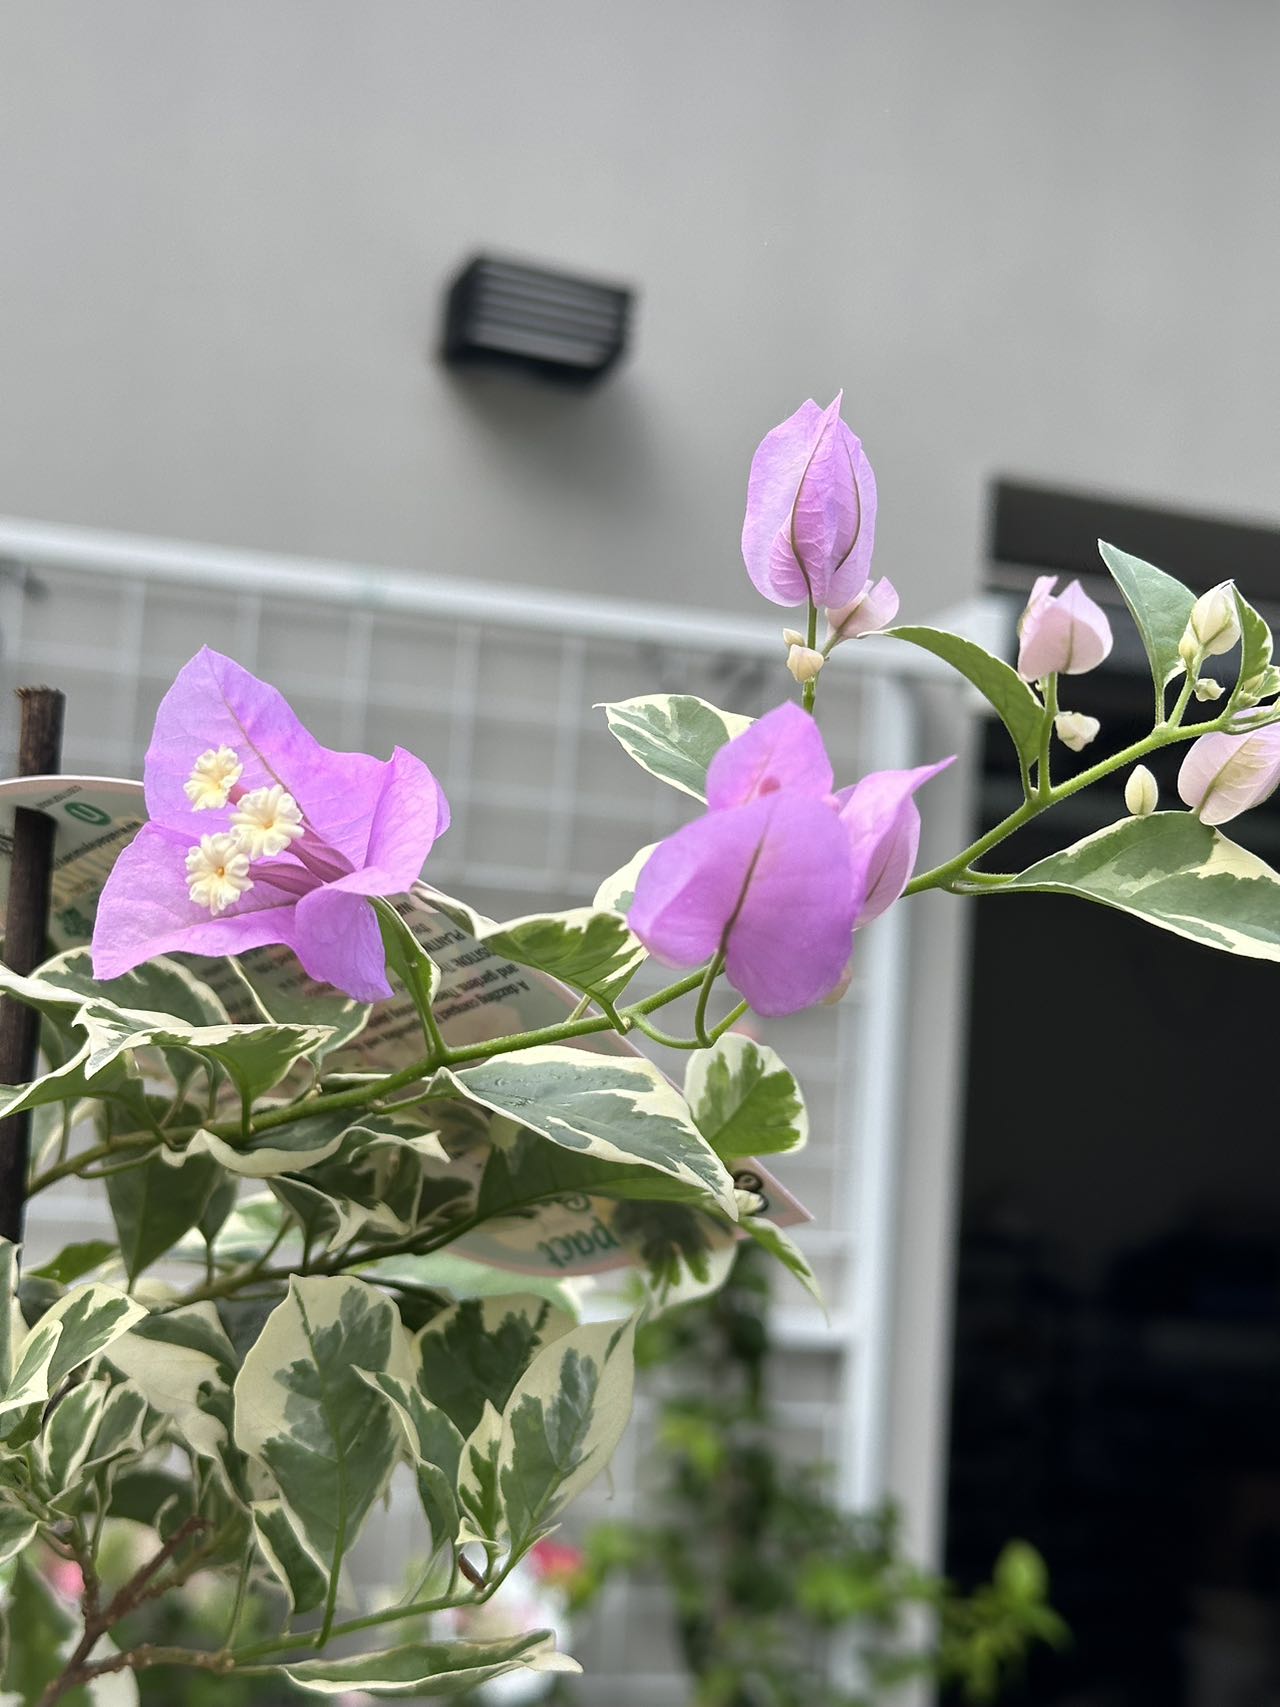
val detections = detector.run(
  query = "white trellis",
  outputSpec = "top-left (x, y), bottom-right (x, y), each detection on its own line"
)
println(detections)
top-left (0, 514), bottom-right (955, 1706)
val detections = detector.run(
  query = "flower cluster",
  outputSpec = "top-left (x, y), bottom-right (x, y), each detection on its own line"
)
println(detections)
top-left (91, 648), bottom-right (449, 1001)
top-left (628, 704), bottom-right (951, 1016)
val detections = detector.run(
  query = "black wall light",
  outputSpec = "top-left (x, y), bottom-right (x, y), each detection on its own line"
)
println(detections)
top-left (442, 256), bottom-right (633, 386)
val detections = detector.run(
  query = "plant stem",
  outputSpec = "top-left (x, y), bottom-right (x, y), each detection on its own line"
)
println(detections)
top-left (802, 601), bottom-right (819, 715)
top-left (905, 703), bottom-right (1242, 897)
top-left (693, 953), bottom-right (725, 1047)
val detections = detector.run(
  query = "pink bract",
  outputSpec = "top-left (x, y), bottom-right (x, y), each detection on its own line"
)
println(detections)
top-left (741, 395), bottom-right (877, 609)
top-left (1178, 724), bottom-right (1280, 826)
top-left (91, 648), bottom-right (449, 1001)
top-left (1017, 576), bottom-right (1113, 680)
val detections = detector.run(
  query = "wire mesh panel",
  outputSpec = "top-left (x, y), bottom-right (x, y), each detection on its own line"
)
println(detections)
top-left (0, 521), bottom-right (935, 1704)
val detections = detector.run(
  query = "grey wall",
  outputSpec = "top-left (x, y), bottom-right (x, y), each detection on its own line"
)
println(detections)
top-left (1, 1), bottom-right (1278, 620)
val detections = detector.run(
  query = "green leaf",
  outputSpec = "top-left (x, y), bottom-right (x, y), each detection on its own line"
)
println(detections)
top-left (885, 626), bottom-right (1044, 771)
top-left (1000, 811), bottom-right (1280, 959)
top-left (252, 1498), bottom-right (328, 1615)
top-left (184, 1108), bottom-right (353, 1178)
top-left (738, 1216), bottom-right (823, 1309)
top-left (476, 1125), bottom-right (723, 1218)
top-left (233, 1276), bottom-right (410, 1610)
top-left (361, 1372), bottom-right (465, 1553)
top-left (498, 1316), bottom-right (638, 1553)
top-left (30, 1242), bottom-right (118, 1287)
top-left (599, 694), bottom-right (752, 801)
top-left (358, 1251), bottom-right (579, 1317)
top-left (1232, 586), bottom-right (1277, 708)
top-left (376, 897), bottom-right (441, 1041)
top-left (274, 1630), bottom-right (577, 1696)
top-left (684, 1034), bottom-right (808, 1161)
top-left (416, 1295), bottom-right (572, 1439)
top-left (1098, 540), bottom-right (1195, 695)
top-left (0, 1242), bottom-right (16, 1391)
top-left (107, 1151), bottom-right (221, 1281)
top-left (438, 1047), bottom-right (737, 1215)
top-left (0, 1505), bottom-right (36, 1567)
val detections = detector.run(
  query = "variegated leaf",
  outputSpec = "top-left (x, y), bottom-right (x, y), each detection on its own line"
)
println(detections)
top-left (273, 1630), bottom-right (578, 1697)
top-left (184, 1108), bottom-right (353, 1178)
top-left (498, 1316), bottom-right (638, 1553)
top-left (361, 1372), bottom-right (465, 1553)
top-left (599, 694), bottom-right (752, 801)
top-left (251, 1498), bottom-right (328, 1615)
top-left (416, 1295), bottom-right (572, 1439)
top-left (592, 842), bottom-right (657, 916)
top-left (425, 893), bottom-right (645, 1001)
top-left (1000, 811), bottom-right (1280, 958)
top-left (684, 1034), bottom-right (808, 1160)
top-left (107, 1304), bottom-right (236, 1464)
top-left (739, 1217), bottom-right (823, 1308)
top-left (0, 1285), bottom-right (146, 1416)
top-left (437, 1047), bottom-right (737, 1214)
top-left (233, 1277), bottom-right (411, 1609)
top-left (0, 1506), bottom-right (36, 1568)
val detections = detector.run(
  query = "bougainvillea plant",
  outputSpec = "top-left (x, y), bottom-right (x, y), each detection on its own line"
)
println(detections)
top-left (3, 392), bottom-right (1280, 1705)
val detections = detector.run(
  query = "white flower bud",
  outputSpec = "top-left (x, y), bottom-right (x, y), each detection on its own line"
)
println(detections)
top-left (782, 627), bottom-right (806, 649)
top-left (786, 645), bottom-right (825, 684)
top-left (1184, 582), bottom-right (1241, 659)
top-left (1194, 677), bottom-right (1224, 702)
top-left (1125, 764), bottom-right (1159, 818)
top-left (1053, 710), bottom-right (1100, 753)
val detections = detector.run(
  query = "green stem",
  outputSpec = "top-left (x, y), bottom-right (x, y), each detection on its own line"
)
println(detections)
top-left (905, 703), bottom-right (1243, 897)
top-left (1036, 674), bottom-right (1058, 801)
top-left (693, 953), bottom-right (725, 1047)
top-left (802, 601), bottom-right (819, 715)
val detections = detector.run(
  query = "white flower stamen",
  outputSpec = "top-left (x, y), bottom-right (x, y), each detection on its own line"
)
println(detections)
top-left (184, 746), bottom-right (244, 810)
top-left (230, 785), bottom-right (305, 860)
top-left (186, 833), bottom-right (254, 915)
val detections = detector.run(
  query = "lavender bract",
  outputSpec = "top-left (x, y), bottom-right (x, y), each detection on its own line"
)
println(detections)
top-left (91, 648), bottom-right (449, 1000)
top-left (629, 705), bottom-right (950, 1017)
top-left (741, 395), bottom-right (877, 609)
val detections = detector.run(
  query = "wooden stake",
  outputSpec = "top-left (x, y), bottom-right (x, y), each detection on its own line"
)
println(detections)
top-left (0, 687), bottom-right (66, 1244)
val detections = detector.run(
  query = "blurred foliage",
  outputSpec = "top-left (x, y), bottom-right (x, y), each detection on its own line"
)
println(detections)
top-left (562, 1247), bottom-right (1067, 1706)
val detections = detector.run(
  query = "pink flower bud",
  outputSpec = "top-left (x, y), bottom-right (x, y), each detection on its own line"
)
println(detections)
top-left (1016, 577), bottom-right (1113, 681)
top-left (826, 577), bottom-right (900, 644)
top-left (1177, 724), bottom-right (1280, 825)
top-left (742, 394), bottom-right (877, 609)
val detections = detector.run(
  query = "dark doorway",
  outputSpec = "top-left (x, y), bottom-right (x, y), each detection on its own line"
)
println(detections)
top-left (944, 485), bottom-right (1280, 1707)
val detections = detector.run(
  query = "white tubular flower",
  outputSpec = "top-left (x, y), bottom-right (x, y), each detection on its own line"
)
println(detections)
top-left (786, 645), bottom-right (825, 684)
top-left (1054, 711), bottom-right (1100, 753)
top-left (782, 627), bottom-right (806, 649)
top-left (231, 784), bottom-right (305, 859)
top-left (1194, 677), bottom-right (1224, 702)
top-left (186, 833), bottom-right (254, 915)
top-left (1124, 765), bottom-right (1159, 818)
top-left (1185, 582), bottom-right (1241, 659)
top-left (183, 746), bottom-right (243, 810)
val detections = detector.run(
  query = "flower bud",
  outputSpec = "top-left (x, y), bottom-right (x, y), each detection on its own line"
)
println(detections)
top-left (786, 645), bottom-right (825, 684)
top-left (826, 577), bottom-right (900, 645)
top-left (1184, 582), bottom-right (1241, 659)
top-left (1124, 765), bottom-right (1158, 817)
top-left (1054, 711), bottom-right (1100, 752)
top-left (782, 628), bottom-right (806, 649)
top-left (1194, 677), bottom-right (1224, 702)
